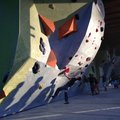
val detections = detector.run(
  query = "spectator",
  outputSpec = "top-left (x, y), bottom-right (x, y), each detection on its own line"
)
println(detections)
top-left (88, 74), bottom-right (99, 95)
top-left (102, 75), bottom-right (107, 91)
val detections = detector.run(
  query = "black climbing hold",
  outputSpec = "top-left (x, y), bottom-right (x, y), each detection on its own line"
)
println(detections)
top-left (71, 0), bottom-right (77, 2)
top-left (100, 27), bottom-right (104, 32)
top-left (32, 61), bottom-right (40, 74)
top-left (85, 64), bottom-right (88, 67)
top-left (69, 56), bottom-right (73, 60)
top-left (101, 36), bottom-right (104, 41)
top-left (75, 14), bottom-right (79, 20)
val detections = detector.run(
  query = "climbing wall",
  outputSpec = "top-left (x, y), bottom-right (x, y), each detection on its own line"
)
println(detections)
top-left (49, 0), bottom-right (105, 77)
top-left (0, 0), bottom-right (105, 118)
top-left (68, 1), bottom-right (105, 77)
top-left (30, 5), bottom-right (51, 63)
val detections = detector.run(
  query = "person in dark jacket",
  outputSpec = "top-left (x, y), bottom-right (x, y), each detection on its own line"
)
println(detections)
top-left (102, 75), bottom-right (108, 91)
top-left (94, 77), bottom-right (99, 94)
top-left (88, 74), bottom-right (99, 95)
top-left (52, 76), bottom-right (81, 104)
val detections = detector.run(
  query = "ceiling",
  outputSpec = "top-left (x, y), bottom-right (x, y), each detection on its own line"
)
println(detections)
top-left (102, 0), bottom-right (120, 48)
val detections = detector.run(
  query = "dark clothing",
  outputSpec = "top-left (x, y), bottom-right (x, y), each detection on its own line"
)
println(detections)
top-left (89, 75), bottom-right (97, 85)
top-left (65, 78), bottom-right (77, 88)
top-left (102, 75), bottom-right (106, 83)
top-left (102, 75), bottom-right (107, 91)
top-left (88, 75), bottom-right (99, 95)
top-left (64, 91), bottom-right (69, 104)
top-left (52, 77), bottom-right (80, 99)
top-left (53, 86), bottom-right (67, 98)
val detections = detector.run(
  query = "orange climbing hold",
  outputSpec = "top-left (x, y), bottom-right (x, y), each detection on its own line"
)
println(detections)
top-left (46, 50), bottom-right (57, 68)
top-left (59, 16), bottom-right (77, 39)
top-left (39, 15), bottom-right (55, 36)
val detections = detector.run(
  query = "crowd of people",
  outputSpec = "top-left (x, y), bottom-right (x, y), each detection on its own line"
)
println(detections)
top-left (51, 70), bottom-right (120, 104)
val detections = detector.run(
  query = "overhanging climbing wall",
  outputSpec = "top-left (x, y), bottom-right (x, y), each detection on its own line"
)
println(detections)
top-left (0, 0), bottom-right (105, 118)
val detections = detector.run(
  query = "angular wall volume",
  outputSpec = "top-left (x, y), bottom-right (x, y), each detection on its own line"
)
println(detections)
top-left (46, 50), bottom-right (57, 68)
top-left (59, 16), bottom-right (77, 39)
top-left (39, 15), bottom-right (55, 36)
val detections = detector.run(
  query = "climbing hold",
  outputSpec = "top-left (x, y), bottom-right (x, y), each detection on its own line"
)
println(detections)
top-left (100, 27), bottom-right (104, 32)
top-left (48, 4), bottom-right (55, 9)
top-left (75, 55), bottom-right (78, 57)
top-left (39, 37), bottom-right (46, 55)
top-left (88, 33), bottom-right (91, 37)
top-left (86, 57), bottom-right (91, 61)
top-left (69, 56), bottom-right (73, 60)
top-left (96, 28), bottom-right (98, 32)
top-left (75, 14), bottom-right (79, 20)
top-left (32, 61), bottom-right (40, 74)
top-left (78, 62), bottom-right (82, 66)
top-left (86, 39), bottom-right (89, 43)
top-left (85, 64), bottom-right (88, 67)
top-left (101, 36), bottom-right (104, 41)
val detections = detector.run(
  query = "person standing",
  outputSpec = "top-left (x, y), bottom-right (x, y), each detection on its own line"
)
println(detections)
top-left (88, 74), bottom-right (99, 95)
top-left (102, 75), bottom-right (107, 91)
top-left (94, 77), bottom-right (99, 94)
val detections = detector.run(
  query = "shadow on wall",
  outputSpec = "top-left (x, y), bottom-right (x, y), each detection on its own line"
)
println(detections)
top-left (26, 78), bottom-right (56, 109)
top-left (9, 77), bottom-right (43, 112)
top-left (0, 65), bottom-right (85, 117)
top-left (0, 77), bottom-right (43, 115)
top-left (0, 76), bottom-right (58, 116)
top-left (0, 82), bottom-right (25, 113)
